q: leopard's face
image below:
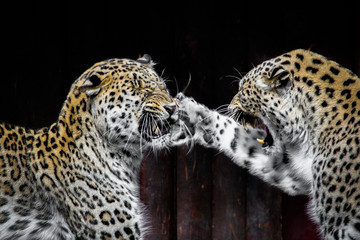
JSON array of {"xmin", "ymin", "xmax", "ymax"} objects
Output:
[
  {"xmin": 230, "ymin": 49, "xmax": 360, "ymax": 150},
  {"xmin": 230, "ymin": 55, "xmax": 296, "ymax": 150},
  {"xmin": 78, "ymin": 55, "xmax": 176, "ymax": 150}
]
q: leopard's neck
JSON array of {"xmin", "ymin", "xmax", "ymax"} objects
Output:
[{"xmin": 27, "ymin": 89, "xmax": 145, "ymax": 238}]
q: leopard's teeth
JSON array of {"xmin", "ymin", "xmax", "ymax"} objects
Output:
[
  {"xmin": 257, "ymin": 138, "xmax": 265, "ymax": 144},
  {"xmin": 242, "ymin": 122, "xmax": 248, "ymax": 131},
  {"xmin": 152, "ymin": 122, "xmax": 160, "ymax": 135},
  {"xmin": 154, "ymin": 128, "xmax": 160, "ymax": 135}
]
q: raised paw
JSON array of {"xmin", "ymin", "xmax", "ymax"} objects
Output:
[
  {"xmin": 175, "ymin": 93, "xmax": 210, "ymax": 126},
  {"xmin": 169, "ymin": 93, "xmax": 216, "ymax": 147},
  {"xmin": 169, "ymin": 94, "xmax": 197, "ymax": 146}
]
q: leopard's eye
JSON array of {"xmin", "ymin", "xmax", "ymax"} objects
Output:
[{"xmin": 92, "ymin": 74, "xmax": 102, "ymax": 84}]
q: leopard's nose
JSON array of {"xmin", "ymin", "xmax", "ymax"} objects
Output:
[{"xmin": 163, "ymin": 104, "xmax": 176, "ymax": 116}]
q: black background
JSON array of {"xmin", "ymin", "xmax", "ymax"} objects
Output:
[{"xmin": 1, "ymin": 1, "xmax": 359, "ymax": 239}]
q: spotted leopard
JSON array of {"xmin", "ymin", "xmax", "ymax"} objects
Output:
[
  {"xmin": 174, "ymin": 49, "xmax": 360, "ymax": 239},
  {"xmin": 0, "ymin": 55, "xmax": 178, "ymax": 240}
]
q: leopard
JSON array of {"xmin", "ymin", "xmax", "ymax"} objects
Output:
[
  {"xmin": 0, "ymin": 54, "xmax": 178, "ymax": 240},
  {"xmin": 172, "ymin": 49, "xmax": 360, "ymax": 239}
]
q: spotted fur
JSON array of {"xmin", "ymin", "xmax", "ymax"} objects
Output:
[
  {"xmin": 0, "ymin": 55, "xmax": 177, "ymax": 239},
  {"xmin": 175, "ymin": 49, "xmax": 360, "ymax": 239},
  {"xmin": 173, "ymin": 94, "xmax": 309, "ymax": 195}
]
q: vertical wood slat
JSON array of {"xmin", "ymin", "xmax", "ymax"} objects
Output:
[
  {"xmin": 140, "ymin": 150, "xmax": 175, "ymax": 240},
  {"xmin": 212, "ymin": 154, "xmax": 247, "ymax": 240},
  {"xmin": 176, "ymin": 145, "xmax": 213, "ymax": 240},
  {"xmin": 246, "ymin": 176, "xmax": 283, "ymax": 240}
]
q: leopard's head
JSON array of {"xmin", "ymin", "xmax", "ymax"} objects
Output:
[
  {"xmin": 229, "ymin": 58, "xmax": 292, "ymax": 151},
  {"xmin": 230, "ymin": 49, "xmax": 360, "ymax": 152},
  {"xmin": 75, "ymin": 55, "xmax": 176, "ymax": 150}
]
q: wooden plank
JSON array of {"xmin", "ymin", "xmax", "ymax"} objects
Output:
[
  {"xmin": 246, "ymin": 176, "xmax": 282, "ymax": 240},
  {"xmin": 140, "ymin": 150, "xmax": 175, "ymax": 240},
  {"xmin": 176, "ymin": 145, "xmax": 212, "ymax": 240},
  {"xmin": 212, "ymin": 153, "xmax": 246, "ymax": 240}
]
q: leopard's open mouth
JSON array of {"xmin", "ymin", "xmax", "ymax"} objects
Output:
[
  {"xmin": 138, "ymin": 113, "xmax": 174, "ymax": 140},
  {"xmin": 233, "ymin": 111, "xmax": 274, "ymax": 147},
  {"xmin": 150, "ymin": 120, "xmax": 171, "ymax": 139}
]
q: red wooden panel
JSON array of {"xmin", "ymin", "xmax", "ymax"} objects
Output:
[
  {"xmin": 176, "ymin": 145, "xmax": 213, "ymax": 240},
  {"xmin": 246, "ymin": 176, "xmax": 282, "ymax": 240},
  {"xmin": 212, "ymin": 153, "xmax": 246, "ymax": 240},
  {"xmin": 140, "ymin": 150, "xmax": 175, "ymax": 240}
]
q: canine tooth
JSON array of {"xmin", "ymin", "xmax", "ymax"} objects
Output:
[
  {"xmin": 154, "ymin": 127, "xmax": 160, "ymax": 135},
  {"xmin": 242, "ymin": 123, "xmax": 248, "ymax": 131},
  {"xmin": 153, "ymin": 123, "xmax": 160, "ymax": 135},
  {"xmin": 257, "ymin": 138, "xmax": 265, "ymax": 144},
  {"xmin": 152, "ymin": 123, "xmax": 160, "ymax": 135}
]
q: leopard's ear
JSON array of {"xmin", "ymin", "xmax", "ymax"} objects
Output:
[
  {"xmin": 79, "ymin": 74, "xmax": 102, "ymax": 96},
  {"xmin": 136, "ymin": 54, "xmax": 153, "ymax": 67},
  {"xmin": 262, "ymin": 66, "xmax": 290, "ymax": 89}
]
